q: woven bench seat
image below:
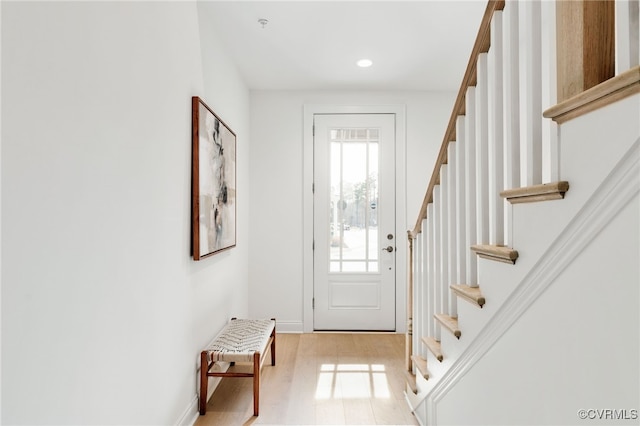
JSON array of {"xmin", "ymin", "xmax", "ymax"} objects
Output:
[
  {"xmin": 199, "ymin": 318, "xmax": 276, "ymax": 416},
  {"xmin": 204, "ymin": 318, "xmax": 275, "ymax": 363}
]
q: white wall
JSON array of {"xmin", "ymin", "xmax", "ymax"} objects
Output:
[
  {"xmin": 1, "ymin": 2, "xmax": 250, "ymax": 424},
  {"xmin": 248, "ymin": 91, "xmax": 454, "ymax": 331}
]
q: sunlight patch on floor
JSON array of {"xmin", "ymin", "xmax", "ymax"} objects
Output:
[{"xmin": 315, "ymin": 364, "xmax": 391, "ymax": 400}]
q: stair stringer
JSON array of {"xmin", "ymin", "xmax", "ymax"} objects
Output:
[
  {"xmin": 420, "ymin": 137, "xmax": 639, "ymax": 425},
  {"xmin": 405, "ymin": 362, "xmax": 439, "ymax": 425}
]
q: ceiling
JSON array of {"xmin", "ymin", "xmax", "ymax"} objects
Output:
[{"xmin": 199, "ymin": 1, "xmax": 487, "ymax": 91}]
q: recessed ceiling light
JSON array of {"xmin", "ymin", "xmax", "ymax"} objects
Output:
[{"xmin": 357, "ymin": 59, "xmax": 373, "ymax": 68}]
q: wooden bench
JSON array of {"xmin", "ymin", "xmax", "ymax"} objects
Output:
[{"xmin": 199, "ymin": 318, "xmax": 276, "ymax": 416}]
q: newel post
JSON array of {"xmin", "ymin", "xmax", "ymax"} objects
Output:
[{"xmin": 556, "ymin": 0, "xmax": 616, "ymax": 102}]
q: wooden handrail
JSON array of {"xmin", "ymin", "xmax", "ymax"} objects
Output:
[
  {"xmin": 406, "ymin": 0, "xmax": 633, "ymax": 405},
  {"xmin": 411, "ymin": 0, "xmax": 505, "ymax": 237}
]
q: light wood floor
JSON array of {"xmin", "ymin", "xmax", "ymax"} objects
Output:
[{"xmin": 195, "ymin": 333, "xmax": 418, "ymax": 425}]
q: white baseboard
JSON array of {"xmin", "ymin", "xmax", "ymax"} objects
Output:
[
  {"xmin": 175, "ymin": 395, "xmax": 199, "ymax": 426},
  {"xmin": 275, "ymin": 320, "xmax": 304, "ymax": 333},
  {"xmin": 175, "ymin": 360, "xmax": 231, "ymax": 426}
]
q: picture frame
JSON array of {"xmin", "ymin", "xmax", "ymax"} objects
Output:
[{"xmin": 191, "ymin": 96, "xmax": 237, "ymax": 260}]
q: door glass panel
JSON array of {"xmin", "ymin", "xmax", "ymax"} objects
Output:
[{"xmin": 329, "ymin": 128, "xmax": 379, "ymax": 273}]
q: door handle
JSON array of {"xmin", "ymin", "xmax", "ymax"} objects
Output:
[{"xmin": 382, "ymin": 246, "xmax": 394, "ymax": 253}]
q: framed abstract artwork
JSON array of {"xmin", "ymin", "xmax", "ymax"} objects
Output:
[{"xmin": 191, "ymin": 96, "xmax": 237, "ymax": 260}]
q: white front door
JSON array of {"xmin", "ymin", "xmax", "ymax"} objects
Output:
[{"xmin": 313, "ymin": 114, "xmax": 396, "ymax": 331}]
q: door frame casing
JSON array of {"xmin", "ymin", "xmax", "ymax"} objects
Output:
[{"xmin": 303, "ymin": 105, "xmax": 407, "ymax": 333}]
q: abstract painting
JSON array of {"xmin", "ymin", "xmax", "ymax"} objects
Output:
[{"xmin": 191, "ymin": 96, "xmax": 236, "ymax": 260}]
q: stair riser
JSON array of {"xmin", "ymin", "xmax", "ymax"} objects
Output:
[{"xmin": 438, "ymin": 328, "xmax": 465, "ymax": 361}]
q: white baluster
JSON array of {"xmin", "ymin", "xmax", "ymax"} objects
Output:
[
  {"xmin": 465, "ymin": 87, "xmax": 478, "ymax": 287},
  {"xmin": 615, "ymin": 0, "xmax": 640, "ymax": 73},
  {"xmin": 413, "ymin": 232, "xmax": 421, "ymax": 362},
  {"xmin": 427, "ymin": 203, "xmax": 436, "ymax": 338},
  {"xmin": 542, "ymin": 0, "xmax": 559, "ymax": 183},
  {"xmin": 424, "ymin": 203, "xmax": 435, "ymax": 336},
  {"xmin": 434, "ymin": 184, "xmax": 442, "ymax": 324},
  {"xmin": 476, "ymin": 53, "xmax": 489, "ymax": 246},
  {"xmin": 455, "ymin": 116, "xmax": 467, "ymax": 286},
  {"xmin": 419, "ymin": 225, "xmax": 428, "ymax": 359},
  {"xmin": 440, "ymin": 166, "xmax": 449, "ymax": 315},
  {"xmin": 519, "ymin": 0, "xmax": 543, "ymax": 186},
  {"xmin": 448, "ymin": 142, "xmax": 458, "ymax": 318},
  {"xmin": 503, "ymin": 0, "xmax": 520, "ymax": 247},
  {"xmin": 420, "ymin": 221, "xmax": 429, "ymax": 346},
  {"xmin": 488, "ymin": 11, "xmax": 505, "ymax": 246}
]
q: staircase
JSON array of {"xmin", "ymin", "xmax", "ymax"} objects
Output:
[{"xmin": 405, "ymin": 1, "xmax": 640, "ymax": 424}]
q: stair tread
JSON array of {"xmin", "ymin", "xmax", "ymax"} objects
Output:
[
  {"xmin": 451, "ymin": 284, "xmax": 486, "ymax": 308},
  {"xmin": 421, "ymin": 336, "xmax": 443, "ymax": 362},
  {"xmin": 501, "ymin": 181, "xmax": 570, "ymax": 204},
  {"xmin": 434, "ymin": 314, "xmax": 461, "ymax": 339},
  {"xmin": 403, "ymin": 370, "xmax": 418, "ymax": 394},
  {"xmin": 411, "ymin": 355, "xmax": 429, "ymax": 379},
  {"xmin": 471, "ymin": 244, "xmax": 519, "ymax": 264}
]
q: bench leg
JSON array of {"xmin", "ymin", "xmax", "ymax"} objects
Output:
[
  {"xmin": 253, "ymin": 352, "xmax": 260, "ymax": 416},
  {"xmin": 199, "ymin": 351, "xmax": 208, "ymax": 415},
  {"xmin": 270, "ymin": 319, "xmax": 276, "ymax": 366}
]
